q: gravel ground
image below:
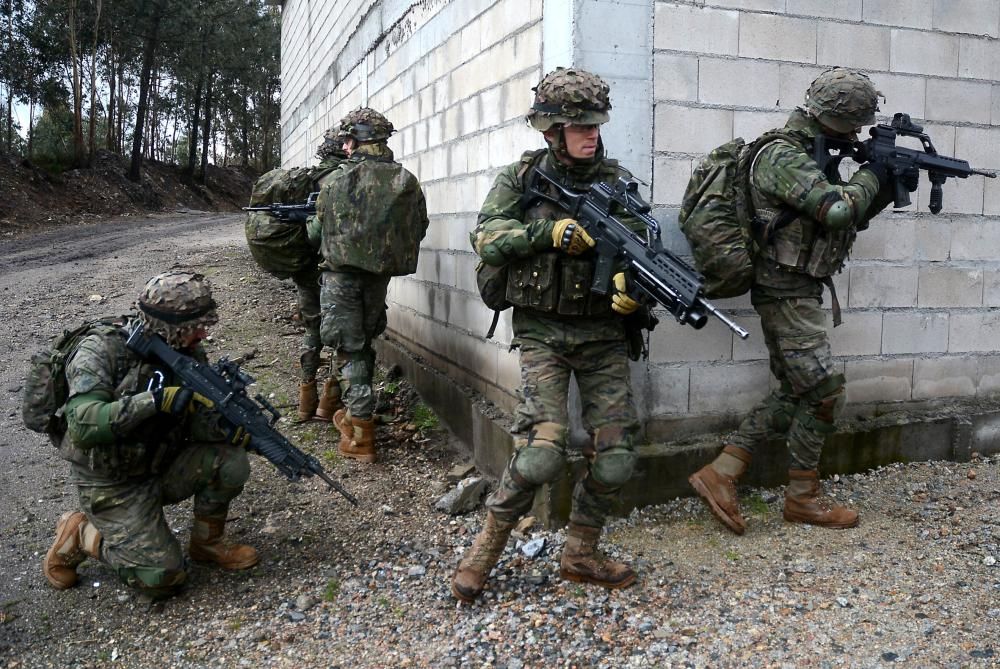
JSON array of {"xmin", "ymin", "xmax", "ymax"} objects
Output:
[{"xmin": 1, "ymin": 214, "xmax": 998, "ymax": 669}]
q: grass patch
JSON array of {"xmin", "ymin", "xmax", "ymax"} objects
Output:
[
  {"xmin": 724, "ymin": 549, "xmax": 740, "ymax": 562},
  {"xmin": 383, "ymin": 381, "xmax": 400, "ymax": 397},
  {"xmin": 322, "ymin": 449, "xmax": 340, "ymax": 467},
  {"xmin": 324, "ymin": 578, "xmax": 340, "ymax": 601},
  {"xmin": 746, "ymin": 494, "xmax": 770, "ymax": 516},
  {"xmin": 412, "ymin": 403, "xmax": 439, "ymax": 431}
]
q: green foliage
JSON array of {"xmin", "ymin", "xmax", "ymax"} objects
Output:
[
  {"xmin": 324, "ymin": 579, "xmax": 340, "ymax": 601},
  {"xmin": 412, "ymin": 403, "xmax": 439, "ymax": 431},
  {"xmin": 747, "ymin": 494, "xmax": 770, "ymax": 516},
  {"xmin": 383, "ymin": 381, "xmax": 400, "ymax": 397},
  {"xmin": 724, "ymin": 549, "xmax": 740, "ymax": 562}
]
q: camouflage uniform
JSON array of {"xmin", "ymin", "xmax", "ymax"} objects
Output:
[
  {"xmin": 689, "ymin": 68, "xmax": 906, "ymax": 534},
  {"xmin": 453, "ymin": 68, "xmax": 645, "ymax": 603},
  {"xmin": 316, "ymin": 108, "xmax": 428, "ymax": 461},
  {"xmin": 43, "ymin": 272, "xmax": 257, "ymax": 598}
]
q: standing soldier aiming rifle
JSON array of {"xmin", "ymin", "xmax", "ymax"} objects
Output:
[
  {"xmin": 688, "ymin": 68, "xmax": 920, "ymax": 534},
  {"xmin": 316, "ymin": 108, "xmax": 429, "ymax": 464},
  {"xmin": 452, "ymin": 68, "xmax": 654, "ymax": 603},
  {"xmin": 43, "ymin": 271, "xmax": 257, "ymax": 600}
]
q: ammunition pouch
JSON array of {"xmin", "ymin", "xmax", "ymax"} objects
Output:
[{"xmin": 505, "ymin": 253, "xmax": 613, "ymax": 316}]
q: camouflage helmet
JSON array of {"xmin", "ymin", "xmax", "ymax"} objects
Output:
[
  {"xmin": 338, "ymin": 107, "xmax": 394, "ymax": 142},
  {"xmin": 526, "ymin": 67, "xmax": 611, "ymax": 131},
  {"xmin": 803, "ymin": 68, "xmax": 881, "ymax": 133},
  {"xmin": 137, "ymin": 271, "xmax": 218, "ymax": 347},
  {"xmin": 316, "ymin": 127, "xmax": 348, "ymax": 159}
]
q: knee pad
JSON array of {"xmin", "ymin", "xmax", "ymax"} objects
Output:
[
  {"xmin": 590, "ymin": 447, "xmax": 637, "ymax": 489},
  {"xmin": 764, "ymin": 390, "xmax": 798, "ymax": 435},
  {"xmin": 217, "ymin": 447, "xmax": 251, "ymax": 490},
  {"xmin": 118, "ymin": 563, "xmax": 187, "ymax": 599},
  {"xmin": 512, "ymin": 444, "xmax": 565, "ymax": 486},
  {"xmin": 796, "ymin": 384, "xmax": 846, "ymax": 435}
]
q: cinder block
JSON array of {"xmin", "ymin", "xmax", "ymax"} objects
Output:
[
  {"xmin": 955, "ymin": 127, "xmax": 1000, "ymax": 173},
  {"xmin": 983, "ymin": 269, "xmax": 1000, "ymax": 306},
  {"xmin": 913, "ymin": 357, "xmax": 978, "ymax": 398},
  {"xmin": 653, "ymin": 4, "xmax": 740, "ymax": 55},
  {"xmin": 994, "ymin": 84, "xmax": 1000, "ymax": 124},
  {"xmin": 845, "ymin": 359, "xmax": 914, "ymax": 403},
  {"xmin": 951, "ymin": 219, "xmax": 1000, "ymax": 260},
  {"xmin": 654, "ymin": 53, "xmax": 699, "ymax": 102},
  {"xmin": 926, "ymin": 80, "xmax": 993, "ymax": 125},
  {"xmin": 949, "ymin": 312, "xmax": 1000, "ymax": 352},
  {"xmin": 739, "ymin": 13, "xmax": 818, "ymax": 64},
  {"xmin": 848, "ymin": 265, "xmax": 919, "ymax": 307},
  {"xmin": 937, "ymin": 176, "xmax": 985, "ymax": 216},
  {"xmin": 830, "ymin": 311, "xmax": 883, "ymax": 356},
  {"xmin": 874, "ymin": 73, "xmax": 926, "ymax": 119},
  {"xmin": 689, "ymin": 362, "xmax": 771, "ymax": 414},
  {"xmin": 732, "ymin": 314, "xmax": 768, "ymax": 361},
  {"xmin": 890, "ymin": 29, "xmax": 959, "ymax": 77},
  {"xmin": 863, "ymin": 0, "xmax": 933, "ymax": 30},
  {"xmin": 976, "ymin": 356, "xmax": 1000, "ymax": 397},
  {"xmin": 918, "ymin": 265, "xmax": 984, "ymax": 307},
  {"xmin": 959, "ymin": 36, "xmax": 1000, "ymax": 80},
  {"xmin": 645, "ymin": 366, "xmax": 691, "ymax": 415},
  {"xmin": 985, "ymin": 177, "xmax": 1000, "ymax": 216},
  {"xmin": 654, "ymin": 104, "xmax": 734, "ymax": 153},
  {"xmin": 649, "ymin": 317, "xmax": 733, "ymax": 363},
  {"xmin": 496, "ymin": 344, "xmax": 520, "ymax": 391},
  {"xmin": 787, "ymin": 0, "xmax": 861, "ymax": 20},
  {"xmin": 698, "ymin": 57, "xmax": 780, "ymax": 108},
  {"xmin": 733, "ymin": 111, "xmax": 791, "ymax": 140},
  {"xmin": 933, "ymin": 0, "xmax": 1000, "ymax": 37},
  {"xmin": 710, "ymin": 0, "xmax": 784, "ymax": 10},
  {"xmin": 652, "ymin": 157, "xmax": 693, "ymax": 206},
  {"xmin": 817, "ymin": 22, "xmax": 890, "ymax": 70},
  {"xmin": 777, "ymin": 64, "xmax": 825, "ymax": 109},
  {"xmin": 852, "ymin": 218, "xmax": 917, "ymax": 261},
  {"xmin": 881, "ymin": 312, "xmax": 950, "ymax": 354}
]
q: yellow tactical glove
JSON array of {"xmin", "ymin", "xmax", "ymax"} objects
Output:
[
  {"xmin": 154, "ymin": 386, "xmax": 214, "ymax": 416},
  {"xmin": 226, "ymin": 424, "xmax": 252, "ymax": 449},
  {"xmin": 611, "ymin": 272, "xmax": 640, "ymax": 315},
  {"xmin": 551, "ymin": 218, "xmax": 595, "ymax": 255}
]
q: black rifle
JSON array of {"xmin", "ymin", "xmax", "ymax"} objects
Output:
[
  {"xmin": 125, "ymin": 323, "xmax": 358, "ymax": 506},
  {"xmin": 526, "ymin": 168, "xmax": 750, "ymax": 339},
  {"xmin": 243, "ymin": 191, "xmax": 319, "ymax": 223},
  {"xmin": 814, "ymin": 113, "xmax": 996, "ymax": 214}
]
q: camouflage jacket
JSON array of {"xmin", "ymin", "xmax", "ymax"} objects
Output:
[
  {"xmin": 60, "ymin": 320, "xmax": 227, "ymax": 480},
  {"xmin": 750, "ymin": 109, "xmax": 893, "ymax": 298},
  {"xmin": 472, "ymin": 146, "xmax": 645, "ymax": 343},
  {"xmin": 316, "ymin": 143, "xmax": 429, "ymax": 276}
]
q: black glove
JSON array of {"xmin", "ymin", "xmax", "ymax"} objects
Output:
[
  {"xmin": 898, "ymin": 167, "xmax": 920, "ymax": 193},
  {"xmin": 861, "ymin": 161, "xmax": 891, "ymax": 187}
]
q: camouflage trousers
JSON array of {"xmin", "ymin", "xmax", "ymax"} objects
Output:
[
  {"xmin": 319, "ymin": 270, "xmax": 389, "ymax": 420},
  {"xmin": 292, "ymin": 266, "xmax": 324, "ymax": 381},
  {"xmin": 71, "ymin": 442, "xmax": 250, "ymax": 597},
  {"xmin": 729, "ymin": 296, "xmax": 845, "ymax": 470},
  {"xmin": 487, "ymin": 336, "xmax": 639, "ymax": 529}
]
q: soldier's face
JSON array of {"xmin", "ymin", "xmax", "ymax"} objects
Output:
[
  {"xmin": 342, "ymin": 138, "xmax": 356, "ymax": 157},
  {"xmin": 563, "ymin": 124, "xmax": 600, "ymax": 159},
  {"xmin": 178, "ymin": 326, "xmax": 208, "ymax": 349}
]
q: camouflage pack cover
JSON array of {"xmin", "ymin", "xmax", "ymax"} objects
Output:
[
  {"xmin": 678, "ymin": 130, "xmax": 799, "ymax": 298},
  {"xmin": 22, "ymin": 319, "xmax": 123, "ymax": 441},
  {"xmin": 316, "ymin": 158, "xmax": 428, "ymax": 276},
  {"xmin": 246, "ymin": 165, "xmax": 338, "ymax": 279},
  {"xmin": 803, "ymin": 68, "xmax": 880, "ymax": 134}
]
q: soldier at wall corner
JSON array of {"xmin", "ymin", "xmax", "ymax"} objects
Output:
[
  {"xmin": 314, "ymin": 107, "xmax": 429, "ymax": 464},
  {"xmin": 452, "ymin": 67, "xmax": 653, "ymax": 603},
  {"xmin": 687, "ymin": 68, "xmax": 919, "ymax": 535},
  {"xmin": 43, "ymin": 271, "xmax": 258, "ymax": 600}
]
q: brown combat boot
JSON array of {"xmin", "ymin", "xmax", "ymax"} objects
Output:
[
  {"xmin": 334, "ymin": 409, "xmax": 376, "ymax": 463},
  {"xmin": 688, "ymin": 445, "xmax": 752, "ymax": 535},
  {"xmin": 315, "ymin": 378, "xmax": 343, "ymax": 421},
  {"xmin": 298, "ymin": 379, "xmax": 319, "ymax": 421},
  {"xmin": 451, "ymin": 511, "xmax": 516, "ymax": 603},
  {"xmin": 189, "ymin": 516, "xmax": 259, "ymax": 570},
  {"xmin": 43, "ymin": 511, "xmax": 102, "ymax": 590},
  {"xmin": 783, "ymin": 469, "xmax": 859, "ymax": 529},
  {"xmin": 560, "ymin": 523, "xmax": 636, "ymax": 589}
]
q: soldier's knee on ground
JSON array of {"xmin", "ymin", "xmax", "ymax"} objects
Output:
[{"xmin": 117, "ymin": 563, "xmax": 187, "ymax": 600}]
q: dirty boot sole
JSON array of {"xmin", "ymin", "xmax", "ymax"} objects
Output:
[
  {"xmin": 450, "ymin": 580, "xmax": 480, "ymax": 603},
  {"xmin": 783, "ymin": 510, "xmax": 860, "ymax": 529},
  {"xmin": 688, "ymin": 472, "xmax": 746, "ymax": 535},
  {"xmin": 43, "ymin": 511, "xmax": 87, "ymax": 590},
  {"xmin": 559, "ymin": 567, "xmax": 637, "ymax": 590}
]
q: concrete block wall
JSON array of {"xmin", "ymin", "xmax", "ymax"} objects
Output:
[{"xmin": 650, "ymin": 0, "xmax": 1000, "ymax": 436}]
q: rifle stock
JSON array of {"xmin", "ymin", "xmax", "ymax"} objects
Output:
[
  {"xmin": 526, "ymin": 168, "xmax": 750, "ymax": 340},
  {"xmin": 125, "ymin": 323, "xmax": 358, "ymax": 506}
]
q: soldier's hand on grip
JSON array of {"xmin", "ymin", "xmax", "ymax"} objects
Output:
[
  {"xmin": 552, "ymin": 218, "xmax": 595, "ymax": 255},
  {"xmin": 898, "ymin": 167, "xmax": 920, "ymax": 193},
  {"xmin": 154, "ymin": 386, "xmax": 214, "ymax": 416},
  {"xmin": 224, "ymin": 423, "xmax": 252, "ymax": 448},
  {"xmin": 611, "ymin": 272, "xmax": 640, "ymax": 315}
]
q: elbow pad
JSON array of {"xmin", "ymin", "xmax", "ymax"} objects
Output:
[
  {"xmin": 822, "ymin": 198, "xmax": 853, "ymax": 230},
  {"xmin": 65, "ymin": 392, "xmax": 119, "ymax": 448}
]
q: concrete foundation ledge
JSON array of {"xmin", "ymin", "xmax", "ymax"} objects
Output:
[{"xmin": 376, "ymin": 336, "xmax": 1000, "ymax": 528}]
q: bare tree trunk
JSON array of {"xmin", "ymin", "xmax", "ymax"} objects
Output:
[
  {"xmin": 67, "ymin": 0, "xmax": 85, "ymax": 166},
  {"xmin": 198, "ymin": 70, "xmax": 214, "ymax": 184},
  {"xmin": 5, "ymin": 85, "xmax": 12, "ymax": 154},
  {"xmin": 105, "ymin": 43, "xmax": 115, "ymax": 151},
  {"xmin": 128, "ymin": 2, "xmax": 163, "ymax": 182},
  {"xmin": 186, "ymin": 71, "xmax": 204, "ymax": 177},
  {"xmin": 27, "ymin": 99, "xmax": 34, "ymax": 158},
  {"xmin": 87, "ymin": 0, "xmax": 102, "ymax": 161}
]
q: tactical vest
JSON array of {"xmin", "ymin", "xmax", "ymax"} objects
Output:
[
  {"xmin": 504, "ymin": 150, "xmax": 622, "ymax": 317},
  {"xmin": 750, "ymin": 136, "xmax": 858, "ymax": 279}
]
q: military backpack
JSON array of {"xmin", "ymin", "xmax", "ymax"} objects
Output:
[
  {"xmin": 22, "ymin": 318, "xmax": 125, "ymax": 444},
  {"xmin": 245, "ymin": 166, "xmax": 335, "ymax": 279},
  {"xmin": 678, "ymin": 130, "xmax": 799, "ymax": 298}
]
